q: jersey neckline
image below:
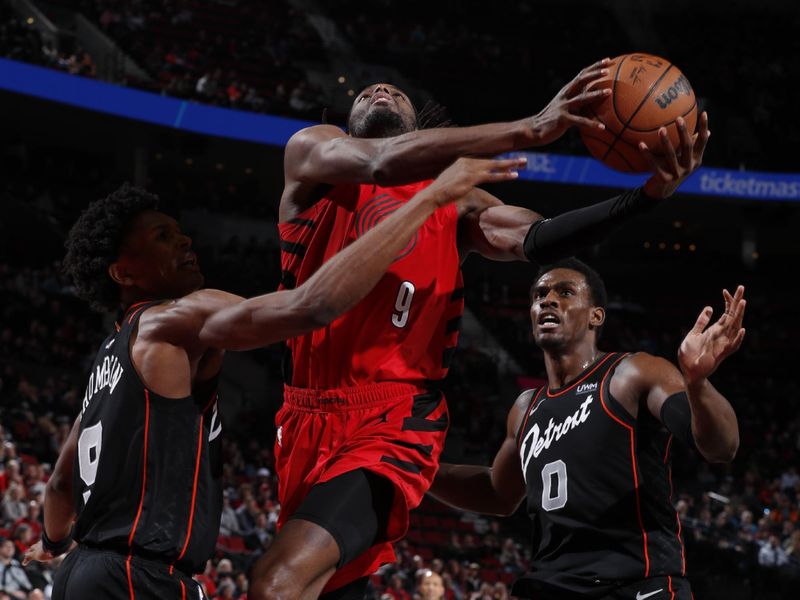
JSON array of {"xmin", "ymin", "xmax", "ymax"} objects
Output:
[{"xmin": 546, "ymin": 352, "xmax": 615, "ymax": 397}]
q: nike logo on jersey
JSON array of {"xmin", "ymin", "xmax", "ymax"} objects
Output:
[
  {"xmin": 635, "ymin": 589, "xmax": 663, "ymax": 600},
  {"xmin": 519, "ymin": 395, "xmax": 593, "ymax": 480},
  {"xmin": 105, "ymin": 338, "xmax": 115, "ymax": 350}
]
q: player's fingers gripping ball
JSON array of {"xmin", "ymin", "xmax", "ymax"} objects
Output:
[{"xmin": 579, "ymin": 53, "xmax": 698, "ymax": 173}]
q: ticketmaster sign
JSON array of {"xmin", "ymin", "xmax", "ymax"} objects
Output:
[{"xmin": 505, "ymin": 151, "xmax": 800, "ymax": 202}]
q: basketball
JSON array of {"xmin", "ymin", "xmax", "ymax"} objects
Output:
[{"xmin": 579, "ymin": 53, "xmax": 698, "ymax": 173}]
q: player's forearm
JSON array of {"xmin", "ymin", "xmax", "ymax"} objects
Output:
[
  {"xmin": 203, "ymin": 190, "xmax": 440, "ymax": 350},
  {"xmin": 43, "ymin": 419, "xmax": 78, "ymax": 542},
  {"xmin": 371, "ymin": 120, "xmax": 536, "ymax": 185},
  {"xmin": 297, "ymin": 188, "xmax": 439, "ymax": 320},
  {"xmin": 429, "ymin": 463, "xmax": 519, "ymax": 516},
  {"xmin": 523, "ymin": 187, "xmax": 660, "ymax": 264},
  {"xmin": 685, "ymin": 379, "xmax": 739, "ymax": 463},
  {"xmin": 44, "ymin": 470, "xmax": 76, "ymax": 541}
]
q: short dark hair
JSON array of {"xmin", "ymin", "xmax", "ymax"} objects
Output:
[
  {"xmin": 534, "ymin": 258, "xmax": 608, "ymax": 338},
  {"xmin": 63, "ymin": 183, "xmax": 159, "ymax": 312},
  {"xmin": 534, "ymin": 257, "xmax": 607, "ymax": 308}
]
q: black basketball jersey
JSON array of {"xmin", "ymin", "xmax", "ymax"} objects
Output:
[
  {"xmin": 72, "ymin": 301, "xmax": 223, "ymax": 574},
  {"xmin": 512, "ymin": 352, "xmax": 685, "ymax": 598}
]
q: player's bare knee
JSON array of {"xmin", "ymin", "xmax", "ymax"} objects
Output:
[{"xmin": 250, "ymin": 562, "xmax": 306, "ymax": 600}]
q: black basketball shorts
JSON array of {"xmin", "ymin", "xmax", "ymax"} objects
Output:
[{"xmin": 52, "ymin": 545, "xmax": 205, "ymax": 600}]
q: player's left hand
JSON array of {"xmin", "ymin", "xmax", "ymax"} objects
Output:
[
  {"xmin": 529, "ymin": 58, "xmax": 613, "ymax": 146},
  {"xmin": 641, "ymin": 111, "xmax": 710, "ymax": 199},
  {"xmin": 22, "ymin": 541, "xmax": 54, "ymax": 565},
  {"xmin": 678, "ymin": 285, "xmax": 746, "ymax": 385}
]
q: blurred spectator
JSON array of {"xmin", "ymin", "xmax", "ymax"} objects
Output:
[
  {"xmin": 0, "ymin": 538, "xmax": 32, "ymax": 599},
  {"xmin": 417, "ymin": 570, "xmax": 445, "ymax": 600},
  {"xmin": 759, "ymin": 534, "xmax": 789, "ymax": 568}
]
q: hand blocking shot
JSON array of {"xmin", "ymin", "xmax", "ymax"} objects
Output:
[{"xmin": 430, "ymin": 260, "xmax": 745, "ymax": 600}]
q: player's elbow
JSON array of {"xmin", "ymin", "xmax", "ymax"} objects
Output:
[
  {"xmin": 701, "ymin": 436, "xmax": 739, "ymax": 464},
  {"xmin": 717, "ymin": 437, "xmax": 739, "ymax": 463},
  {"xmin": 369, "ymin": 142, "xmax": 400, "ymax": 185},
  {"xmin": 496, "ymin": 495, "xmax": 524, "ymax": 517},
  {"xmin": 47, "ymin": 470, "xmax": 71, "ymax": 496}
]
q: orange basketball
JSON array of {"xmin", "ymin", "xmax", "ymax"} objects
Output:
[{"xmin": 579, "ymin": 53, "xmax": 698, "ymax": 173}]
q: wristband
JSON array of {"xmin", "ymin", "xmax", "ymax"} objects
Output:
[{"xmin": 41, "ymin": 526, "xmax": 73, "ymax": 556}]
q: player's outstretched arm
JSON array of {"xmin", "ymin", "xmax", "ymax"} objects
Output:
[
  {"xmin": 429, "ymin": 390, "xmax": 530, "ymax": 516},
  {"xmin": 196, "ymin": 158, "xmax": 525, "ymax": 351},
  {"xmin": 616, "ymin": 285, "xmax": 744, "ymax": 463},
  {"xmin": 459, "ymin": 111, "xmax": 711, "ymax": 264},
  {"xmin": 675, "ymin": 285, "xmax": 745, "ymax": 462},
  {"xmin": 24, "ymin": 417, "xmax": 80, "ymax": 565},
  {"xmin": 285, "ymin": 61, "xmax": 611, "ymax": 188}
]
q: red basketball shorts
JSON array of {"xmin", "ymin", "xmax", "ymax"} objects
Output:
[{"xmin": 274, "ymin": 381, "xmax": 449, "ymax": 593}]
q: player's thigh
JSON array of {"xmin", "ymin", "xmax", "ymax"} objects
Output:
[{"xmin": 291, "ymin": 468, "xmax": 394, "ymax": 568}]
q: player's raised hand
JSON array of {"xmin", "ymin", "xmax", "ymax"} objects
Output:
[
  {"xmin": 641, "ymin": 111, "xmax": 710, "ymax": 199},
  {"xmin": 426, "ymin": 156, "xmax": 526, "ymax": 206},
  {"xmin": 678, "ymin": 285, "xmax": 746, "ymax": 385},
  {"xmin": 22, "ymin": 540, "xmax": 54, "ymax": 565},
  {"xmin": 528, "ymin": 58, "xmax": 613, "ymax": 146}
]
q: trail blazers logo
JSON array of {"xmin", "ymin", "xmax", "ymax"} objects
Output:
[{"xmin": 355, "ymin": 194, "xmax": 418, "ymax": 261}]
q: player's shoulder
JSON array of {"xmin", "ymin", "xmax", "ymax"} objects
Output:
[
  {"xmin": 287, "ymin": 124, "xmax": 347, "ymax": 150},
  {"xmin": 616, "ymin": 350, "xmax": 674, "ymax": 370},
  {"xmin": 508, "ymin": 388, "xmax": 538, "ymax": 433},
  {"xmin": 611, "ymin": 351, "xmax": 679, "ymax": 385}
]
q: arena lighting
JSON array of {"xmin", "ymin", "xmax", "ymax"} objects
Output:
[
  {"xmin": 707, "ymin": 492, "xmax": 731, "ymax": 505},
  {"xmin": 2, "ymin": 58, "xmax": 799, "ymax": 202}
]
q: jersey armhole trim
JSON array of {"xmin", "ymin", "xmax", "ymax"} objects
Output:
[{"xmin": 515, "ymin": 388, "xmax": 543, "ymax": 450}]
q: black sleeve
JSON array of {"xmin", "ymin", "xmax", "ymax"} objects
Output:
[
  {"xmin": 523, "ymin": 187, "xmax": 661, "ymax": 264},
  {"xmin": 660, "ymin": 392, "xmax": 697, "ymax": 450}
]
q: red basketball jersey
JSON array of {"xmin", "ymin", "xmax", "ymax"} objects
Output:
[{"xmin": 278, "ymin": 181, "xmax": 464, "ymax": 389}]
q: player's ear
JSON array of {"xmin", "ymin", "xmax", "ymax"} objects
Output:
[
  {"xmin": 590, "ymin": 306, "xmax": 605, "ymax": 329},
  {"xmin": 108, "ymin": 261, "xmax": 135, "ymax": 287}
]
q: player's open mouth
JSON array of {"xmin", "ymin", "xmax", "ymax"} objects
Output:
[
  {"xmin": 181, "ymin": 254, "xmax": 199, "ymax": 269},
  {"xmin": 371, "ymin": 92, "xmax": 392, "ymax": 106},
  {"xmin": 538, "ymin": 312, "xmax": 561, "ymax": 330}
]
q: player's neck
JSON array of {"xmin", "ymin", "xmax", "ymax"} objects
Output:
[{"xmin": 543, "ymin": 344, "xmax": 602, "ymax": 390}]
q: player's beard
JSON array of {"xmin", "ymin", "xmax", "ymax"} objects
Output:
[{"xmin": 349, "ymin": 109, "xmax": 411, "ymax": 138}]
